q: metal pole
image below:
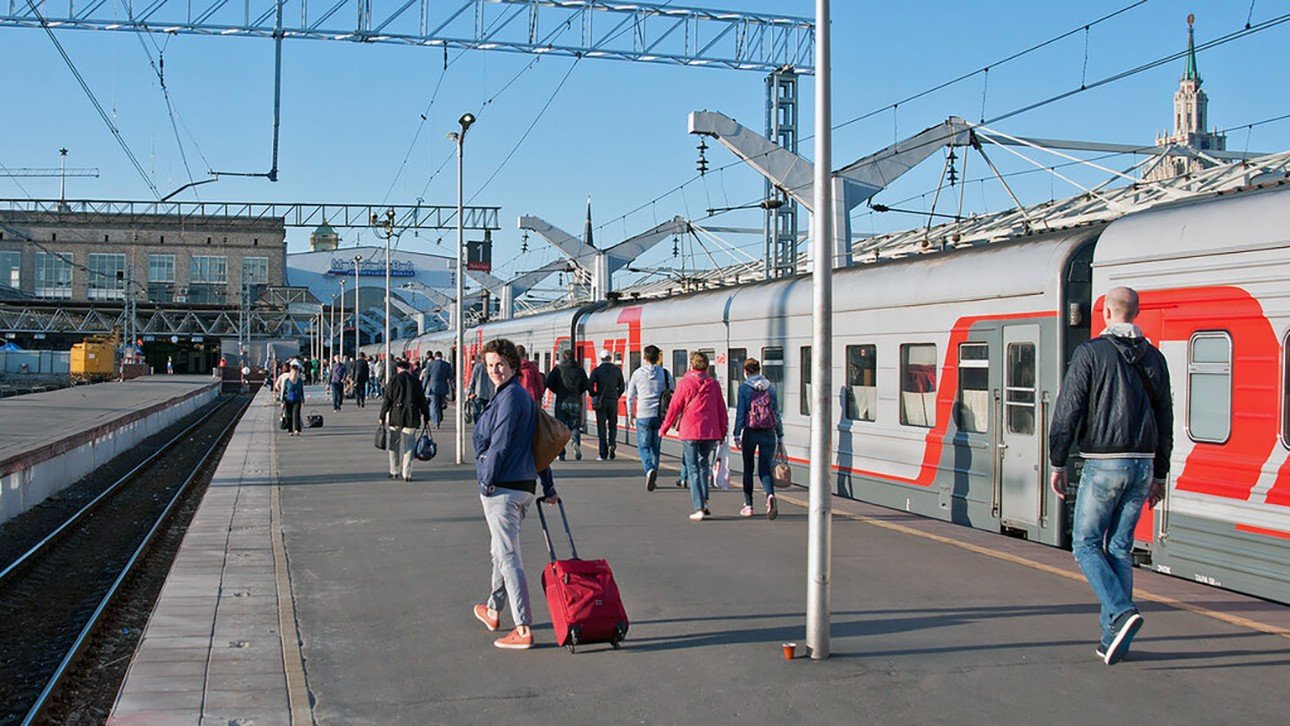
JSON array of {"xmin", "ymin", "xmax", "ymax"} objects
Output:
[
  {"xmin": 338, "ymin": 278, "xmax": 346, "ymax": 360},
  {"xmin": 453, "ymin": 133, "xmax": 465, "ymax": 465},
  {"xmin": 384, "ymin": 212, "xmax": 392, "ymax": 385},
  {"xmin": 806, "ymin": 0, "xmax": 834, "ymax": 661},
  {"xmin": 354, "ymin": 255, "xmax": 361, "ymax": 359}
]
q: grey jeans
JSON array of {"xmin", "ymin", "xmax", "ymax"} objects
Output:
[
  {"xmin": 387, "ymin": 426, "xmax": 417, "ymax": 478},
  {"xmin": 480, "ymin": 488, "xmax": 535, "ymax": 627}
]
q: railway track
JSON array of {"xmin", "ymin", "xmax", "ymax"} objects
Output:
[{"xmin": 0, "ymin": 393, "xmax": 253, "ymax": 725}]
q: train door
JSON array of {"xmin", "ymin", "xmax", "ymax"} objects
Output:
[{"xmin": 999, "ymin": 324, "xmax": 1042, "ymax": 531}]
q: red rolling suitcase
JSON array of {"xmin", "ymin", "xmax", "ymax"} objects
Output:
[{"xmin": 536, "ymin": 498, "xmax": 629, "ymax": 652}]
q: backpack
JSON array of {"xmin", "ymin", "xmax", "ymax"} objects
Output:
[
  {"xmin": 657, "ymin": 368, "xmax": 674, "ymax": 416},
  {"xmin": 747, "ymin": 388, "xmax": 776, "ymax": 429}
]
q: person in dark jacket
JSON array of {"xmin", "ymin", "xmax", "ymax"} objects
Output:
[
  {"xmin": 545, "ymin": 349, "xmax": 589, "ymax": 461},
  {"xmin": 471, "ymin": 338, "xmax": 558, "ymax": 651},
  {"xmin": 421, "ymin": 351, "xmax": 455, "ymax": 429},
  {"xmin": 329, "ymin": 355, "xmax": 348, "ymax": 412},
  {"xmin": 1049, "ymin": 286, "xmax": 1173, "ymax": 666},
  {"xmin": 353, "ymin": 352, "xmax": 371, "ymax": 408},
  {"xmin": 733, "ymin": 357, "xmax": 784, "ymax": 520},
  {"xmin": 588, "ymin": 349, "xmax": 626, "ymax": 460},
  {"xmin": 280, "ymin": 361, "xmax": 306, "ymax": 436},
  {"xmin": 380, "ymin": 358, "xmax": 428, "ymax": 481}
]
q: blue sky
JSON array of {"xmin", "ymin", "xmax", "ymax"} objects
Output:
[{"xmin": 2, "ymin": 1, "xmax": 1287, "ymax": 291}]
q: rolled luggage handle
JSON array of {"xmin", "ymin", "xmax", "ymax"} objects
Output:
[{"xmin": 535, "ymin": 496, "xmax": 579, "ymax": 562}]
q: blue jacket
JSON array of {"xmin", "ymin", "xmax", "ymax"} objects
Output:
[
  {"xmin": 473, "ymin": 376, "xmax": 556, "ymax": 498},
  {"xmin": 422, "ymin": 358, "xmax": 455, "ymax": 397},
  {"xmin": 733, "ymin": 375, "xmax": 784, "ymax": 439}
]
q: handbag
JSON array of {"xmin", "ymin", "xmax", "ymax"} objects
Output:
[
  {"xmin": 374, "ymin": 425, "xmax": 388, "ymax": 450},
  {"xmin": 414, "ymin": 427, "xmax": 438, "ymax": 461},
  {"xmin": 306, "ymin": 412, "xmax": 324, "ymax": 428},
  {"xmin": 711, "ymin": 442, "xmax": 731, "ymax": 490},
  {"xmin": 279, "ymin": 412, "xmax": 289, "ymax": 431},
  {"xmin": 533, "ymin": 407, "xmax": 572, "ymax": 471},
  {"xmin": 773, "ymin": 442, "xmax": 793, "ymax": 489}
]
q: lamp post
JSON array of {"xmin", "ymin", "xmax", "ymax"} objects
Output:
[
  {"xmin": 338, "ymin": 277, "xmax": 347, "ymax": 360},
  {"xmin": 353, "ymin": 254, "xmax": 362, "ymax": 358},
  {"xmin": 370, "ymin": 209, "xmax": 395, "ymax": 385},
  {"xmin": 447, "ymin": 111, "xmax": 475, "ymax": 465}
]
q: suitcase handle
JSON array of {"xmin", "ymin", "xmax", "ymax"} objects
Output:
[{"xmin": 535, "ymin": 497, "xmax": 579, "ymax": 562}]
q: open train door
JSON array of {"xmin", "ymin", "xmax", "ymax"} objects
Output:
[{"xmin": 999, "ymin": 324, "xmax": 1043, "ymax": 536}]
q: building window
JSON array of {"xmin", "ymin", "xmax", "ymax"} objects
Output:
[
  {"xmin": 844, "ymin": 344, "xmax": 877, "ymax": 422},
  {"xmin": 0, "ymin": 250, "xmax": 20, "ymax": 289},
  {"xmin": 900, "ymin": 343, "xmax": 938, "ymax": 428},
  {"xmin": 1188, "ymin": 332, "xmax": 1231, "ymax": 443},
  {"xmin": 242, "ymin": 256, "xmax": 269, "ymax": 285},
  {"xmin": 149, "ymin": 254, "xmax": 175, "ymax": 283},
  {"xmin": 34, "ymin": 251, "xmax": 73, "ymax": 299},
  {"xmin": 728, "ymin": 347, "xmax": 747, "ymax": 402},
  {"xmin": 761, "ymin": 346, "xmax": 784, "ymax": 388},
  {"xmin": 956, "ymin": 343, "xmax": 990, "ymax": 434},
  {"xmin": 800, "ymin": 346, "xmax": 811, "ymax": 416},
  {"xmin": 87, "ymin": 253, "xmax": 126, "ymax": 301},
  {"xmin": 190, "ymin": 255, "xmax": 228, "ymax": 284}
]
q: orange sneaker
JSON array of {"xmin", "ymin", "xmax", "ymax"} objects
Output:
[
  {"xmin": 473, "ymin": 604, "xmax": 499, "ymax": 631},
  {"xmin": 494, "ymin": 628, "xmax": 534, "ymax": 650}
]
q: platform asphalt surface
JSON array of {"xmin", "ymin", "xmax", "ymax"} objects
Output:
[{"xmin": 270, "ymin": 396, "xmax": 1287, "ymax": 724}]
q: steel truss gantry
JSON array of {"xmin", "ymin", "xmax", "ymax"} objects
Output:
[
  {"xmin": 0, "ymin": 199, "xmax": 500, "ymax": 230},
  {"xmin": 1, "ymin": 0, "xmax": 813, "ymax": 72}
]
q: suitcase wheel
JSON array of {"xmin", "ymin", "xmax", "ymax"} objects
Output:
[
  {"xmin": 610, "ymin": 639, "xmax": 621, "ymax": 650},
  {"xmin": 567, "ymin": 626, "xmax": 579, "ymax": 654}
]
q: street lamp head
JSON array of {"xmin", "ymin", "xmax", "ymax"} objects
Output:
[
  {"xmin": 369, "ymin": 212, "xmax": 378, "ymax": 225},
  {"xmin": 459, "ymin": 113, "xmax": 476, "ymax": 130},
  {"xmin": 445, "ymin": 131, "xmax": 460, "ymax": 143}
]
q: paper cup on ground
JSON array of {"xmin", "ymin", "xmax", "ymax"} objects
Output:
[{"xmin": 782, "ymin": 642, "xmax": 797, "ymax": 660}]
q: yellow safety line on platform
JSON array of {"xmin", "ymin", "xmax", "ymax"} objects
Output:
[
  {"xmin": 271, "ymin": 433, "xmax": 315, "ymax": 726},
  {"xmin": 774, "ymin": 492, "xmax": 1290, "ymax": 640}
]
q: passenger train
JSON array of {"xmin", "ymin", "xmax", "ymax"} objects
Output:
[{"xmin": 364, "ymin": 181, "xmax": 1290, "ymax": 605}]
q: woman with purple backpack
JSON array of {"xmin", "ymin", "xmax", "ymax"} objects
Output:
[{"xmin": 733, "ymin": 358, "xmax": 784, "ymax": 520}]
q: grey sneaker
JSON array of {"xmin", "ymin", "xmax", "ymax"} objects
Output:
[{"xmin": 1104, "ymin": 611, "xmax": 1143, "ymax": 665}]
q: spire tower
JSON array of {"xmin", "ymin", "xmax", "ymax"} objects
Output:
[{"xmin": 1145, "ymin": 13, "xmax": 1227, "ymax": 182}]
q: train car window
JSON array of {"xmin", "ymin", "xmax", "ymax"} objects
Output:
[
  {"xmin": 629, "ymin": 350, "xmax": 641, "ymax": 379},
  {"xmin": 844, "ymin": 345, "xmax": 877, "ymax": 422},
  {"xmin": 761, "ymin": 347, "xmax": 784, "ymax": 387},
  {"xmin": 800, "ymin": 346, "xmax": 812, "ymax": 416},
  {"xmin": 1005, "ymin": 343, "xmax": 1036, "ymax": 435},
  {"xmin": 728, "ymin": 348, "xmax": 747, "ymax": 402},
  {"xmin": 956, "ymin": 343, "xmax": 989, "ymax": 433},
  {"xmin": 672, "ymin": 349, "xmax": 688, "ymax": 380},
  {"xmin": 1284, "ymin": 331, "xmax": 1290, "ymax": 449},
  {"xmin": 900, "ymin": 344, "xmax": 937, "ymax": 428},
  {"xmin": 1188, "ymin": 332, "xmax": 1232, "ymax": 443}
]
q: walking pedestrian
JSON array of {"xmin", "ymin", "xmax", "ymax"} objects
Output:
[
  {"xmin": 371, "ymin": 356, "xmax": 384, "ymax": 396},
  {"xmin": 353, "ymin": 352, "xmax": 371, "ymax": 408},
  {"xmin": 470, "ymin": 338, "xmax": 559, "ymax": 651},
  {"xmin": 310, "ymin": 357, "xmax": 320, "ymax": 386},
  {"xmin": 421, "ymin": 350, "xmax": 454, "ymax": 429},
  {"xmin": 329, "ymin": 355, "xmax": 348, "ymax": 412},
  {"xmin": 626, "ymin": 344, "xmax": 672, "ymax": 491},
  {"xmin": 1050, "ymin": 286, "xmax": 1173, "ymax": 666},
  {"xmin": 468, "ymin": 355, "xmax": 496, "ymax": 422},
  {"xmin": 732, "ymin": 358, "xmax": 784, "ymax": 520},
  {"xmin": 166, "ymin": 355, "xmax": 174, "ymax": 375},
  {"xmin": 661, "ymin": 351, "xmax": 728, "ymax": 521},
  {"xmin": 281, "ymin": 361, "xmax": 305, "ymax": 436},
  {"xmin": 545, "ymin": 349, "xmax": 589, "ymax": 461},
  {"xmin": 588, "ymin": 349, "xmax": 625, "ymax": 461},
  {"xmin": 516, "ymin": 345, "xmax": 545, "ymax": 403},
  {"xmin": 380, "ymin": 358, "xmax": 428, "ymax": 482}
]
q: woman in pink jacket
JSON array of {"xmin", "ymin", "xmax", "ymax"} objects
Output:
[{"xmin": 661, "ymin": 351, "xmax": 729, "ymax": 521}]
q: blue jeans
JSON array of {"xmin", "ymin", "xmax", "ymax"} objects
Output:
[
  {"xmin": 740, "ymin": 429, "xmax": 777, "ymax": 506},
  {"xmin": 636, "ymin": 416, "xmax": 661, "ymax": 474},
  {"xmin": 1071, "ymin": 457, "xmax": 1153, "ymax": 647},
  {"xmin": 330, "ymin": 382, "xmax": 344, "ymax": 410},
  {"xmin": 481, "ymin": 488, "xmax": 535, "ymax": 627},
  {"xmin": 682, "ymin": 440, "xmax": 717, "ymax": 512},
  {"xmin": 555, "ymin": 401, "xmax": 582, "ymax": 454}
]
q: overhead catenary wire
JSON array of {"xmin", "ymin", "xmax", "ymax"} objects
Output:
[{"xmin": 26, "ymin": 0, "xmax": 160, "ymax": 198}]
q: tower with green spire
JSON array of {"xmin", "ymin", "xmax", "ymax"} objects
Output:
[{"xmin": 1146, "ymin": 13, "xmax": 1227, "ymax": 182}]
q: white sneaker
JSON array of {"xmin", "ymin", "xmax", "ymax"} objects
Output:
[
  {"xmin": 739, "ymin": 505, "xmax": 754, "ymax": 517},
  {"xmin": 688, "ymin": 510, "xmax": 707, "ymax": 521}
]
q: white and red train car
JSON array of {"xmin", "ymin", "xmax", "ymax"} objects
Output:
[{"xmin": 366, "ymin": 181, "xmax": 1290, "ymax": 603}]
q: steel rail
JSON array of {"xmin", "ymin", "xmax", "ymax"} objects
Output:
[
  {"xmin": 0, "ymin": 394, "xmax": 237, "ymax": 586},
  {"xmin": 20, "ymin": 394, "xmax": 253, "ymax": 725}
]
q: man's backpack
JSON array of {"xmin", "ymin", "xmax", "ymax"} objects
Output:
[
  {"xmin": 657, "ymin": 368, "xmax": 674, "ymax": 416},
  {"xmin": 747, "ymin": 388, "xmax": 776, "ymax": 430}
]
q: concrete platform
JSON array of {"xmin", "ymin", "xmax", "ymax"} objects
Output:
[
  {"xmin": 114, "ymin": 393, "xmax": 1289, "ymax": 725},
  {"xmin": 0, "ymin": 375, "xmax": 220, "ymax": 523}
]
